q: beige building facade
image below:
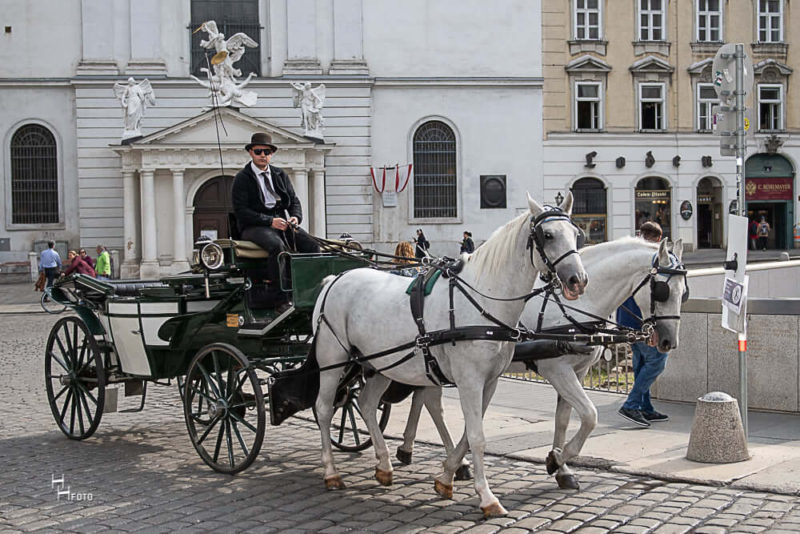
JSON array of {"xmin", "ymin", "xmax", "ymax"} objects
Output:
[{"xmin": 543, "ymin": 0, "xmax": 800, "ymax": 250}]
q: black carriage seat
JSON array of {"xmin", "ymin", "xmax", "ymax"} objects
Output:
[
  {"xmin": 214, "ymin": 238, "xmax": 269, "ymax": 259},
  {"xmin": 104, "ymin": 280, "xmax": 170, "ymax": 297}
]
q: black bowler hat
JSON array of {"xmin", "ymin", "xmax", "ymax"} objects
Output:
[{"xmin": 245, "ymin": 132, "xmax": 278, "ymax": 152}]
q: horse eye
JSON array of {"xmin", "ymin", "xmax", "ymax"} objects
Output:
[{"xmin": 544, "ymin": 231, "xmax": 553, "ymax": 240}]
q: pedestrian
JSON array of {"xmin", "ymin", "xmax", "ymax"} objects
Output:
[
  {"xmin": 231, "ymin": 132, "xmax": 320, "ymax": 311},
  {"xmin": 617, "ymin": 221, "xmax": 671, "ymax": 428},
  {"xmin": 391, "ymin": 241, "xmax": 421, "ymax": 277},
  {"xmin": 460, "ymin": 231, "xmax": 475, "ymax": 254},
  {"xmin": 95, "ymin": 244, "xmax": 112, "ymax": 280},
  {"xmin": 79, "ymin": 248, "xmax": 95, "ymax": 269},
  {"xmin": 748, "ymin": 218, "xmax": 758, "ymax": 251},
  {"xmin": 414, "ymin": 229, "xmax": 430, "ymax": 258},
  {"xmin": 62, "ymin": 250, "xmax": 97, "ymax": 278},
  {"xmin": 39, "ymin": 241, "xmax": 62, "ymax": 288},
  {"xmin": 757, "ymin": 216, "xmax": 771, "ymax": 250}
]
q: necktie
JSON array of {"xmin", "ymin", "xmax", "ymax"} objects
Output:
[{"xmin": 261, "ymin": 172, "xmax": 277, "ymax": 198}]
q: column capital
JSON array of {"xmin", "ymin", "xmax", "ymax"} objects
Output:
[{"xmin": 169, "ymin": 168, "xmax": 186, "ymax": 175}]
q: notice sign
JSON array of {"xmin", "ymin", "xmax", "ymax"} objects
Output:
[
  {"xmin": 723, "ymin": 277, "xmax": 745, "ymax": 314},
  {"xmin": 745, "ymin": 178, "xmax": 793, "ymax": 201}
]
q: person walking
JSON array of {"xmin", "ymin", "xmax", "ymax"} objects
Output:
[
  {"xmin": 231, "ymin": 132, "xmax": 320, "ymax": 310},
  {"xmin": 617, "ymin": 221, "xmax": 670, "ymax": 428},
  {"xmin": 757, "ymin": 216, "xmax": 771, "ymax": 250},
  {"xmin": 748, "ymin": 218, "xmax": 759, "ymax": 251},
  {"xmin": 79, "ymin": 248, "xmax": 95, "ymax": 269},
  {"xmin": 95, "ymin": 245, "xmax": 112, "ymax": 280},
  {"xmin": 62, "ymin": 250, "xmax": 97, "ymax": 278},
  {"xmin": 414, "ymin": 229, "xmax": 430, "ymax": 258},
  {"xmin": 39, "ymin": 241, "xmax": 62, "ymax": 288},
  {"xmin": 460, "ymin": 231, "xmax": 475, "ymax": 254}
]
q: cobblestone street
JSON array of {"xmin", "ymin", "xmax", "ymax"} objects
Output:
[{"xmin": 2, "ymin": 313, "xmax": 800, "ymax": 533}]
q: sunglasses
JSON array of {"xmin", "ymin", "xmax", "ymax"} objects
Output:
[{"xmin": 252, "ymin": 148, "xmax": 272, "ymax": 156}]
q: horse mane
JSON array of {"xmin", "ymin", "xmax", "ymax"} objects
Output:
[{"xmin": 465, "ymin": 212, "xmax": 529, "ymax": 280}]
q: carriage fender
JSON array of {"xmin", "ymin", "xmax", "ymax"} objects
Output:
[{"xmin": 73, "ymin": 306, "xmax": 107, "ymax": 336}]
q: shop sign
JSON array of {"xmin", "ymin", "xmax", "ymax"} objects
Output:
[
  {"xmin": 697, "ymin": 195, "xmax": 713, "ymax": 203},
  {"xmin": 680, "ymin": 201, "xmax": 693, "ymax": 220},
  {"xmin": 745, "ymin": 178, "xmax": 793, "ymax": 201},
  {"xmin": 635, "ymin": 189, "xmax": 670, "ymax": 200}
]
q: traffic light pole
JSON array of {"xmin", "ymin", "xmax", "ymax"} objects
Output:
[{"xmin": 734, "ymin": 43, "xmax": 748, "ymax": 437}]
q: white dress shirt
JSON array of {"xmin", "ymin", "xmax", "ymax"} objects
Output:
[{"xmin": 250, "ymin": 161, "xmax": 277, "ymax": 208}]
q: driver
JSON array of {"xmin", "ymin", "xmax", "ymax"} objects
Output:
[{"xmin": 232, "ymin": 132, "xmax": 320, "ymax": 309}]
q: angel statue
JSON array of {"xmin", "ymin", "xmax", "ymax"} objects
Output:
[
  {"xmin": 291, "ymin": 82, "xmax": 326, "ymax": 141},
  {"xmin": 113, "ymin": 78, "xmax": 156, "ymax": 140}
]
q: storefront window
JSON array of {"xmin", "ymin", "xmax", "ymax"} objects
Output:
[
  {"xmin": 635, "ymin": 176, "xmax": 671, "ymax": 239},
  {"xmin": 571, "ymin": 177, "xmax": 607, "ymax": 244}
]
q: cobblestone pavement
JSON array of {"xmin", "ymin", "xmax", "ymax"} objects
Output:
[{"xmin": 2, "ymin": 313, "xmax": 800, "ymax": 533}]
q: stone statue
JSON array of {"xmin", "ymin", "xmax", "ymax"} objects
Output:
[
  {"xmin": 291, "ymin": 82, "xmax": 326, "ymax": 141},
  {"xmin": 113, "ymin": 78, "xmax": 155, "ymax": 140},
  {"xmin": 191, "ymin": 20, "xmax": 258, "ymax": 108}
]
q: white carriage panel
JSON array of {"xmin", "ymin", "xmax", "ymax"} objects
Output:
[
  {"xmin": 107, "ymin": 314, "xmax": 152, "ymax": 376},
  {"xmin": 186, "ymin": 300, "xmax": 220, "ymax": 313},
  {"xmin": 139, "ymin": 302, "xmax": 180, "ymax": 347}
]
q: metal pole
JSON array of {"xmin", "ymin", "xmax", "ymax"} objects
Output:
[{"xmin": 735, "ymin": 43, "xmax": 748, "ymax": 437}]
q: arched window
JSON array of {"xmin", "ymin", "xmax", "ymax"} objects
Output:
[
  {"xmin": 635, "ymin": 176, "xmax": 671, "ymax": 239},
  {"xmin": 10, "ymin": 124, "xmax": 58, "ymax": 224},
  {"xmin": 190, "ymin": 0, "xmax": 261, "ymax": 77},
  {"xmin": 570, "ymin": 177, "xmax": 607, "ymax": 244},
  {"xmin": 413, "ymin": 121, "xmax": 457, "ymax": 218}
]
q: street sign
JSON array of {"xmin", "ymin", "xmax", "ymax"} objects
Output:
[
  {"xmin": 712, "ymin": 43, "xmax": 754, "ymax": 105},
  {"xmin": 721, "ymin": 214, "xmax": 748, "ymax": 334}
]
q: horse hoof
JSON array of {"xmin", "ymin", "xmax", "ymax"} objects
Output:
[
  {"xmin": 454, "ymin": 464, "xmax": 472, "ymax": 481},
  {"xmin": 545, "ymin": 450, "xmax": 559, "ymax": 475},
  {"xmin": 481, "ymin": 502, "xmax": 508, "ymax": 518},
  {"xmin": 434, "ymin": 479, "xmax": 453, "ymax": 499},
  {"xmin": 324, "ymin": 476, "xmax": 346, "ymax": 490},
  {"xmin": 556, "ymin": 473, "xmax": 580, "ymax": 490},
  {"xmin": 396, "ymin": 448, "xmax": 412, "ymax": 465},
  {"xmin": 375, "ymin": 468, "xmax": 393, "ymax": 486}
]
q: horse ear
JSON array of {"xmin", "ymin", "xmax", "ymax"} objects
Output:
[
  {"xmin": 673, "ymin": 238, "xmax": 684, "ymax": 262},
  {"xmin": 559, "ymin": 191, "xmax": 574, "ymax": 215},
  {"xmin": 658, "ymin": 238, "xmax": 670, "ymax": 265},
  {"xmin": 527, "ymin": 192, "xmax": 544, "ymax": 217}
]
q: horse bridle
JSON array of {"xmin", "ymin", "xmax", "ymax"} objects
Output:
[
  {"xmin": 630, "ymin": 252, "xmax": 689, "ymax": 326},
  {"xmin": 527, "ymin": 207, "xmax": 585, "ymax": 283}
]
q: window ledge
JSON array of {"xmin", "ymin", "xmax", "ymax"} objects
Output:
[
  {"xmin": 751, "ymin": 42, "xmax": 789, "ymax": 60},
  {"xmin": 690, "ymin": 42, "xmax": 723, "ymax": 54},
  {"xmin": 6, "ymin": 222, "xmax": 65, "ymax": 230},
  {"xmin": 696, "ymin": 129, "xmax": 713, "ymax": 134},
  {"xmin": 568, "ymin": 40, "xmax": 608, "ymax": 56},
  {"xmin": 409, "ymin": 217, "xmax": 463, "ymax": 225},
  {"xmin": 638, "ymin": 129, "xmax": 669, "ymax": 134},
  {"xmin": 574, "ymin": 128, "xmax": 606, "ymax": 133},
  {"xmin": 633, "ymin": 41, "xmax": 670, "ymax": 56},
  {"xmin": 757, "ymin": 129, "xmax": 786, "ymax": 134}
]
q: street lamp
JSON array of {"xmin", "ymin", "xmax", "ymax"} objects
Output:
[{"xmin": 555, "ymin": 192, "xmax": 564, "ymax": 205}]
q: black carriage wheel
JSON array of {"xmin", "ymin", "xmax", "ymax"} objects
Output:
[
  {"xmin": 183, "ymin": 343, "xmax": 265, "ymax": 474},
  {"xmin": 44, "ymin": 316, "xmax": 106, "ymax": 440},
  {"xmin": 323, "ymin": 376, "xmax": 392, "ymax": 453}
]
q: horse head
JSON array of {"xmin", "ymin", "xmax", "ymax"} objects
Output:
[
  {"xmin": 527, "ymin": 191, "xmax": 588, "ymax": 301},
  {"xmin": 637, "ymin": 238, "xmax": 687, "ymax": 352}
]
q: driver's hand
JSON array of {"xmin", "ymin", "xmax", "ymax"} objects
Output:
[
  {"xmin": 288, "ymin": 216, "xmax": 299, "ymax": 227},
  {"xmin": 271, "ymin": 217, "xmax": 289, "ymax": 231}
]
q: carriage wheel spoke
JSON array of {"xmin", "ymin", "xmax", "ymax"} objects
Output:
[
  {"xmin": 69, "ymin": 390, "xmax": 77, "ymax": 435},
  {"xmin": 195, "ymin": 363, "xmax": 222, "ymax": 399},
  {"xmin": 79, "ymin": 387, "xmax": 95, "ymax": 424},
  {"xmin": 196, "ymin": 414, "xmax": 221, "ymax": 445},
  {"xmin": 54, "ymin": 337, "xmax": 69, "ymax": 368},
  {"xmin": 226, "ymin": 373, "xmax": 248, "ymax": 404},
  {"xmin": 228, "ymin": 410, "xmax": 257, "ymax": 434},
  {"xmin": 225, "ymin": 418, "xmax": 235, "ymax": 467},
  {"xmin": 346, "ymin": 404, "xmax": 361, "ymax": 445},
  {"xmin": 59, "ymin": 389, "xmax": 73, "ymax": 425},
  {"xmin": 212, "ymin": 352, "xmax": 225, "ymax": 400},
  {"xmin": 231, "ymin": 420, "xmax": 250, "ymax": 456},
  {"xmin": 213, "ymin": 420, "xmax": 225, "ymax": 463},
  {"xmin": 187, "ymin": 378, "xmax": 217, "ymax": 405},
  {"xmin": 48, "ymin": 351, "xmax": 69, "ymax": 373},
  {"xmin": 72, "ymin": 323, "xmax": 80, "ymax": 367},
  {"xmin": 62, "ymin": 324, "xmax": 74, "ymax": 365},
  {"xmin": 75, "ymin": 390, "xmax": 86, "ymax": 436},
  {"xmin": 75, "ymin": 379, "xmax": 98, "ymax": 406},
  {"xmin": 52, "ymin": 384, "xmax": 69, "ymax": 402}
]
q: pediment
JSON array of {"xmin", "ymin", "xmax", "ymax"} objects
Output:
[
  {"xmin": 754, "ymin": 58, "xmax": 793, "ymax": 76},
  {"xmin": 687, "ymin": 58, "xmax": 713, "ymax": 75},
  {"xmin": 126, "ymin": 107, "xmax": 314, "ymax": 148},
  {"xmin": 566, "ymin": 54, "xmax": 612, "ymax": 73},
  {"xmin": 629, "ymin": 55, "xmax": 674, "ymax": 74}
]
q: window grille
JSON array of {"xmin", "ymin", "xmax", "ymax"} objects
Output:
[
  {"xmin": 758, "ymin": 0, "xmax": 782, "ymax": 43},
  {"xmin": 696, "ymin": 0, "xmax": 722, "ymax": 42},
  {"xmin": 639, "ymin": 0, "xmax": 665, "ymax": 41},
  {"xmin": 413, "ymin": 121, "xmax": 457, "ymax": 219},
  {"xmin": 189, "ymin": 0, "xmax": 261, "ymax": 77},
  {"xmin": 10, "ymin": 124, "xmax": 59, "ymax": 225},
  {"xmin": 575, "ymin": 0, "xmax": 601, "ymax": 40}
]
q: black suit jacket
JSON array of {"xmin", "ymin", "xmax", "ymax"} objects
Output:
[{"xmin": 232, "ymin": 163, "xmax": 303, "ymax": 231}]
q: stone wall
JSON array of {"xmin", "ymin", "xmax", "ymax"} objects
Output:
[{"xmin": 653, "ymin": 298, "xmax": 800, "ymax": 414}]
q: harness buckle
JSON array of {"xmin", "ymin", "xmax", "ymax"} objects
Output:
[
  {"xmin": 509, "ymin": 328, "xmax": 524, "ymax": 342},
  {"xmin": 416, "ymin": 334, "xmax": 432, "ymax": 349}
]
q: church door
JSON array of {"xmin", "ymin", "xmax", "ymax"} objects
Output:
[{"xmin": 193, "ymin": 175, "xmax": 234, "ymax": 241}]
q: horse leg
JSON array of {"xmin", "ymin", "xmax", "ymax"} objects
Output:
[
  {"xmin": 397, "ymin": 387, "xmax": 425, "ymax": 465},
  {"xmin": 315, "ymin": 334, "xmax": 348, "ymax": 489},
  {"xmin": 359, "ymin": 374, "xmax": 394, "ymax": 486},
  {"xmin": 421, "ymin": 387, "xmax": 472, "ymax": 481}
]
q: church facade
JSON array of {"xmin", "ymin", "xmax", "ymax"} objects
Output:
[{"xmin": 0, "ymin": 0, "xmax": 544, "ymax": 277}]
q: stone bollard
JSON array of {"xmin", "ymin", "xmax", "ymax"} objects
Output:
[{"xmin": 686, "ymin": 391, "xmax": 749, "ymax": 463}]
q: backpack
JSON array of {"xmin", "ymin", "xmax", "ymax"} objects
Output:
[{"xmin": 759, "ymin": 222, "xmax": 769, "ymax": 236}]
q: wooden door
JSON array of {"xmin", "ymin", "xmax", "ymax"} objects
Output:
[{"xmin": 193, "ymin": 175, "xmax": 234, "ymax": 241}]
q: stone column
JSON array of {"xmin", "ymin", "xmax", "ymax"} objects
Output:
[
  {"xmin": 121, "ymin": 169, "xmax": 140, "ymax": 278},
  {"xmin": 139, "ymin": 169, "xmax": 159, "ymax": 279},
  {"xmin": 77, "ymin": 0, "xmax": 119, "ymax": 75},
  {"xmin": 330, "ymin": 0, "xmax": 368, "ymax": 75},
  {"xmin": 292, "ymin": 169, "xmax": 310, "ymax": 231},
  {"xmin": 284, "ymin": 0, "xmax": 322, "ymax": 74},
  {"xmin": 126, "ymin": 0, "xmax": 166, "ymax": 74},
  {"xmin": 171, "ymin": 169, "xmax": 190, "ymax": 272},
  {"xmin": 310, "ymin": 169, "xmax": 327, "ymax": 237}
]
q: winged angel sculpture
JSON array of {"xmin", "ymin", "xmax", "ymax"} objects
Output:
[
  {"xmin": 291, "ymin": 82, "xmax": 326, "ymax": 141},
  {"xmin": 191, "ymin": 21, "xmax": 259, "ymax": 108},
  {"xmin": 113, "ymin": 78, "xmax": 156, "ymax": 140}
]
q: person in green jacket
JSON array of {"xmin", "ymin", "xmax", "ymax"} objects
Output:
[{"xmin": 95, "ymin": 244, "xmax": 111, "ymax": 280}]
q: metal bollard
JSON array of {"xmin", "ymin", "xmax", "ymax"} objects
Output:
[{"xmin": 686, "ymin": 391, "xmax": 749, "ymax": 463}]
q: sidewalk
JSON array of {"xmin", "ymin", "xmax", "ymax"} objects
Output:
[
  {"xmin": 0, "ymin": 280, "xmax": 45, "ymax": 313},
  {"xmin": 383, "ymin": 378, "xmax": 800, "ymax": 496}
]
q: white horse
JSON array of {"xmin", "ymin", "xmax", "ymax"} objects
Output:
[
  {"xmin": 395, "ymin": 237, "xmax": 687, "ymax": 490},
  {"xmin": 311, "ymin": 193, "xmax": 588, "ymax": 517}
]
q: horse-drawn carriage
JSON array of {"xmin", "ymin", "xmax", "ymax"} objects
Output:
[{"xmin": 44, "ymin": 236, "xmax": 388, "ymax": 474}]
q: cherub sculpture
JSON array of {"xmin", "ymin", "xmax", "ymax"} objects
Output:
[
  {"xmin": 192, "ymin": 20, "xmax": 258, "ymax": 108},
  {"xmin": 291, "ymin": 82, "xmax": 326, "ymax": 141},
  {"xmin": 113, "ymin": 78, "xmax": 156, "ymax": 140}
]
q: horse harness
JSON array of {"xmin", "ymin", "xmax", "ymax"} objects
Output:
[
  {"xmin": 624, "ymin": 252, "xmax": 688, "ymax": 327},
  {"xmin": 315, "ymin": 208, "xmax": 582, "ymax": 386}
]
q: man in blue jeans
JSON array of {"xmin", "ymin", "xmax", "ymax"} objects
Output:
[{"xmin": 616, "ymin": 221, "xmax": 669, "ymax": 428}]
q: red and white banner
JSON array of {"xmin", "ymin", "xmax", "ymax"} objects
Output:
[{"xmin": 370, "ymin": 164, "xmax": 413, "ymax": 193}]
